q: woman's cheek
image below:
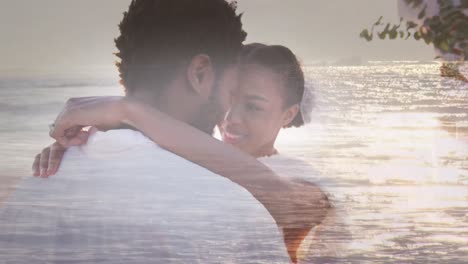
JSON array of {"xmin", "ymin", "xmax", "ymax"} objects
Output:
[{"xmin": 247, "ymin": 118, "xmax": 266, "ymax": 140}]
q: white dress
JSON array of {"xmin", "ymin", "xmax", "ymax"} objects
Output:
[
  {"xmin": 259, "ymin": 154, "xmax": 348, "ymax": 263},
  {"xmin": 0, "ymin": 130, "xmax": 290, "ymax": 264}
]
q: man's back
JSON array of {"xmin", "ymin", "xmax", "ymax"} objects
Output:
[{"xmin": 0, "ymin": 130, "xmax": 289, "ymax": 263}]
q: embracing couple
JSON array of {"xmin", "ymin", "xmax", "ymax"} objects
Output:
[{"xmin": 0, "ymin": 0, "xmax": 331, "ymax": 263}]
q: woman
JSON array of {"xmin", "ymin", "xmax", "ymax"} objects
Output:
[{"xmin": 33, "ymin": 43, "xmax": 329, "ymax": 263}]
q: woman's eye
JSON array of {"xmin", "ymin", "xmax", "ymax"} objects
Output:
[{"xmin": 246, "ymin": 103, "xmax": 262, "ymax": 112}]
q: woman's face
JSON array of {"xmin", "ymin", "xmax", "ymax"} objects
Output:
[{"xmin": 219, "ymin": 64, "xmax": 299, "ymax": 157}]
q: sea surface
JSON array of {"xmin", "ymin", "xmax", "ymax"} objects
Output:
[{"xmin": 1, "ymin": 62, "xmax": 467, "ymax": 263}]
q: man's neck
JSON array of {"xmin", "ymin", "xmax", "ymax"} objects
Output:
[
  {"xmin": 127, "ymin": 84, "xmax": 196, "ymax": 129},
  {"xmin": 128, "ymin": 90, "xmax": 173, "ymax": 119}
]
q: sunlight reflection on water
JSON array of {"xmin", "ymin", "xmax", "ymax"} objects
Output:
[
  {"xmin": 275, "ymin": 62, "xmax": 467, "ymax": 262},
  {"xmin": 1, "ymin": 62, "xmax": 467, "ymax": 263}
]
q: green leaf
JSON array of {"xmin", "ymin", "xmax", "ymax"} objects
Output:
[
  {"xmin": 360, "ymin": 29, "xmax": 373, "ymax": 41},
  {"xmin": 423, "ymin": 36, "xmax": 432, "ymax": 44},
  {"xmin": 405, "ymin": 31, "xmax": 411, "ymax": 39},
  {"xmin": 399, "ymin": 30, "xmax": 405, "ymax": 38},
  {"xmin": 414, "ymin": 31, "xmax": 421, "ymax": 40},
  {"xmin": 374, "ymin": 16, "xmax": 383, "ymax": 26},
  {"xmin": 406, "ymin": 21, "xmax": 418, "ymax": 30},
  {"xmin": 418, "ymin": 5, "xmax": 427, "ymax": 19},
  {"xmin": 391, "ymin": 24, "xmax": 401, "ymax": 31},
  {"xmin": 383, "ymin": 23, "xmax": 390, "ymax": 32},
  {"xmin": 378, "ymin": 31, "xmax": 387, "ymax": 40},
  {"xmin": 439, "ymin": 41, "xmax": 450, "ymax": 52}
]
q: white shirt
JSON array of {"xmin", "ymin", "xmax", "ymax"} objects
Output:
[{"xmin": 0, "ymin": 130, "xmax": 290, "ymax": 264}]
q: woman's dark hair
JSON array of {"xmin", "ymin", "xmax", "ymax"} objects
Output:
[
  {"xmin": 240, "ymin": 43, "xmax": 311, "ymax": 128},
  {"xmin": 115, "ymin": 0, "xmax": 246, "ymax": 95}
]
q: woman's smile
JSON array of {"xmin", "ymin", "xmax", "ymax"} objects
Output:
[{"xmin": 221, "ymin": 125, "xmax": 247, "ymax": 145}]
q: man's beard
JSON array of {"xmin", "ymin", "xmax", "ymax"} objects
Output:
[{"xmin": 191, "ymin": 89, "xmax": 224, "ymax": 136}]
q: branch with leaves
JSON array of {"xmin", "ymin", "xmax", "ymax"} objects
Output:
[{"xmin": 360, "ymin": 0, "xmax": 467, "ymax": 60}]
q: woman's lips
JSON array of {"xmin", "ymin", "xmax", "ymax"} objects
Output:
[{"xmin": 222, "ymin": 130, "xmax": 245, "ymax": 144}]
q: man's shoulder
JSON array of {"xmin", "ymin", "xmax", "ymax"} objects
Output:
[
  {"xmin": 58, "ymin": 129, "xmax": 235, "ymax": 187},
  {"xmin": 55, "ymin": 128, "xmax": 280, "ymax": 217},
  {"xmin": 64, "ymin": 129, "xmax": 191, "ymax": 165},
  {"xmin": 78, "ymin": 129, "xmax": 159, "ymax": 156}
]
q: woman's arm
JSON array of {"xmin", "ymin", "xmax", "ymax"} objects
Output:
[
  {"xmin": 49, "ymin": 96, "xmax": 330, "ymax": 222},
  {"xmin": 123, "ymin": 99, "xmax": 288, "ymax": 192},
  {"xmin": 49, "ymin": 96, "xmax": 292, "ymax": 194},
  {"xmin": 125, "ymin": 100, "xmax": 328, "ymax": 206},
  {"xmin": 48, "ymin": 96, "xmax": 330, "ymax": 261}
]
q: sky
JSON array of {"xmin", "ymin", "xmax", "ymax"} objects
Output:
[{"xmin": 0, "ymin": 0, "xmax": 435, "ymax": 73}]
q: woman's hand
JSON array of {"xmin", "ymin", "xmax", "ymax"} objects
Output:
[
  {"xmin": 32, "ymin": 142, "xmax": 67, "ymax": 177},
  {"xmin": 49, "ymin": 96, "xmax": 127, "ymax": 147},
  {"xmin": 33, "ymin": 126, "xmax": 98, "ymax": 178}
]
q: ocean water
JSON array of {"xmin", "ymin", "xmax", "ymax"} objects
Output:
[{"xmin": 0, "ymin": 62, "xmax": 467, "ymax": 263}]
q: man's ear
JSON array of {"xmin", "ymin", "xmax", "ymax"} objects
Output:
[
  {"xmin": 187, "ymin": 54, "xmax": 215, "ymax": 98},
  {"xmin": 282, "ymin": 104, "xmax": 300, "ymax": 127}
]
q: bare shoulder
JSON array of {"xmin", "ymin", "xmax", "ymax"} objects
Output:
[
  {"xmin": 260, "ymin": 154, "xmax": 330, "ymax": 206},
  {"xmin": 293, "ymin": 178, "xmax": 331, "ymax": 210}
]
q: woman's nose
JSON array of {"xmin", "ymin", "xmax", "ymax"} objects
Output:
[{"xmin": 224, "ymin": 105, "xmax": 242, "ymax": 124}]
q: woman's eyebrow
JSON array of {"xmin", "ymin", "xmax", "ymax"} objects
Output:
[{"xmin": 245, "ymin": 94, "xmax": 269, "ymax": 102}]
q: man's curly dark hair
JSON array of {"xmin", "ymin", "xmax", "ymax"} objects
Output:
[{"xmin": 114, "ymin": 0, "xmax": 247, "ymax": 95}]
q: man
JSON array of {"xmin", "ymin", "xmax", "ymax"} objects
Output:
[{"xmin": 0, "ymin": 0, "xmax": 291, "ymax": 263}]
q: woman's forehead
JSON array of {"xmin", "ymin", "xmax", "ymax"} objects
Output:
[{"xmin": 238, "ymin": 64, "xmax": 285, "ymax": 96}]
